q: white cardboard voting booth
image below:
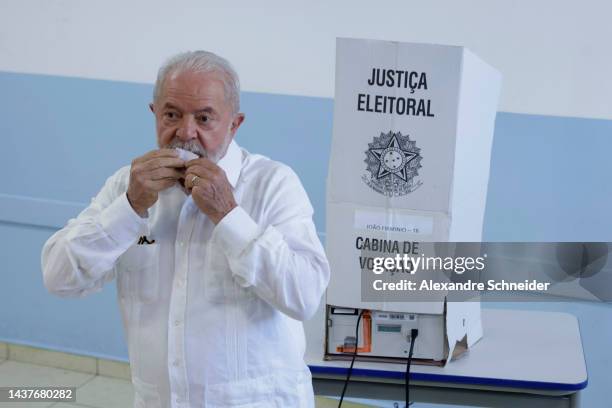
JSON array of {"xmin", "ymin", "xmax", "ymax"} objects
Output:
[{"xmin": 325, "ymin": 38, "xmax": 501, "ymax": 364}]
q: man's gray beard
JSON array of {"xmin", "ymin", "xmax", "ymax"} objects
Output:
[
  {"xmin": 164, "ymin": 138, "xmax": 228, "ymax": 163},
  {"xmin": 165, "ymin": 139, "xmax": 208, "ymax": 159}
]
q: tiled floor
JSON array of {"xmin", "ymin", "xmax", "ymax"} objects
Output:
[
  {"xmin": 0, "ymin": 359, "xmax": 133, "ymax": 408},
  {"xmin": 0, "ymin": 358, "xmax": 378, "ymax": 408}
]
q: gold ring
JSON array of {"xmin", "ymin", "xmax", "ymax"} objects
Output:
[{"xmin": 191, "ymin": 175, "xmax": 200, "ymax": 186}]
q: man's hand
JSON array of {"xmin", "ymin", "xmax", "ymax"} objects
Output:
[
  {"xmin": 127, "ymin": 149, "xmax": 185, "ymax": 217},
  {"xmin": 184, "ymin": 158, "xmax": 237, "ymax": 224}
]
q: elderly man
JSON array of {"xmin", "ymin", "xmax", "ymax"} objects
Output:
[{"xmin": 41, "ymin": 50, "xmax": 330, "ymax": 408}]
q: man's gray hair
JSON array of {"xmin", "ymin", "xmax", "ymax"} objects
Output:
[{"xmin": 153, "ymin": 50, "xmax": 240, "ymax": 113}]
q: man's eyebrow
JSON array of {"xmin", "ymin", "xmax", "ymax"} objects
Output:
[
  {"xmin": 162, "ymin": 102, "xmax": 181, "ymax": 111},
  {"xmin": 195, "ymin": 107, "xmax": 216, "ymax": 114},
  {"xmin": 162, "ymin": 103, "xmax": 217, "ymax": 115}
]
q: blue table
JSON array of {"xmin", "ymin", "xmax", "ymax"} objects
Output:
[{"xmin": 306, "ymin": 308, "xmax": 587, "ymax": 407}]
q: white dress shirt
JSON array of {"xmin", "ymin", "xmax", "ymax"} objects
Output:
[{"xmin": 41, "ymin": 140, "xmax": 330, "ymax": 408}]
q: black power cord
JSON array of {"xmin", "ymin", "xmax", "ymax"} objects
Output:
[
  {"xmin": 337, "ymin": 309, "xmax": 365, "ymax": 408},
  {"xmin": 405, "ymin": 328, "xmax": 419, "ymax": 408}
]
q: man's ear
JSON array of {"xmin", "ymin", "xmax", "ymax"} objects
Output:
[
  {"xmin": 230, "ymin": 113, "xmax": 245, "ymax": 136},
  {"xmin": 149, "ymin": 103, "xmax": 155, "ymax": 114}
]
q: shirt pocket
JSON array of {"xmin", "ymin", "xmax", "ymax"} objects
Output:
[
  {"xmin": 204, "ymin": 241, "xmax": 253, "ymax": 303},
  {"xmin": 117, "ymin": 244, "xmax": 160, "ymax": 303},
  {"xmin": 204, "ymin": 375, "xmax": 274, "ymax": 408}
]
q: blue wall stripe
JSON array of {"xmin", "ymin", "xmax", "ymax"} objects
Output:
[
  {"xmin": 0, "ymin": 193, "xmax": 328, "ymax": 245},
  {"xmin": 0, "ymin": 193, "xmax": 83, "ymax": 229}
]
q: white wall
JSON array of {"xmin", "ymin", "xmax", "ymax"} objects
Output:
[{"xmin": 1, "ymin": 0, "xmax": 611, "ymax": 119}]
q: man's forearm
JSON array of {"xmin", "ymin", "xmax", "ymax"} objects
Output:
[
  {"xmin": 213, "ymin": 206, "xmax": 330, "ymax": 321},
  {"xmin": 41, "ymin": 193, "xmax": 147, "ymax": 297}
]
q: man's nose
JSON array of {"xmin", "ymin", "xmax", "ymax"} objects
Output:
[{"xmin": 176, "ymin": 116, "xmax": 198, "ymax": 141}]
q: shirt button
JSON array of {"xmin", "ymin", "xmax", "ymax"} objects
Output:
[
  {"xmin": 173, "ymin": 360, "xmax": 180, "ymax": 367},
  {"xmin": 174, "ymin": 320, "xmax": 182, "ymax": 326}
]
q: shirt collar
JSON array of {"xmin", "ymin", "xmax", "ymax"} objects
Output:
[{"xmin": 216, "ymin": 139, "xmax": 241, "ymax": 188}]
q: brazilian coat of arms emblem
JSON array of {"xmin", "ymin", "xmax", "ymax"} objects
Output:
[{"xmin": 362, "ymin": 131, "xmax": 423, "ymax": 196}]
